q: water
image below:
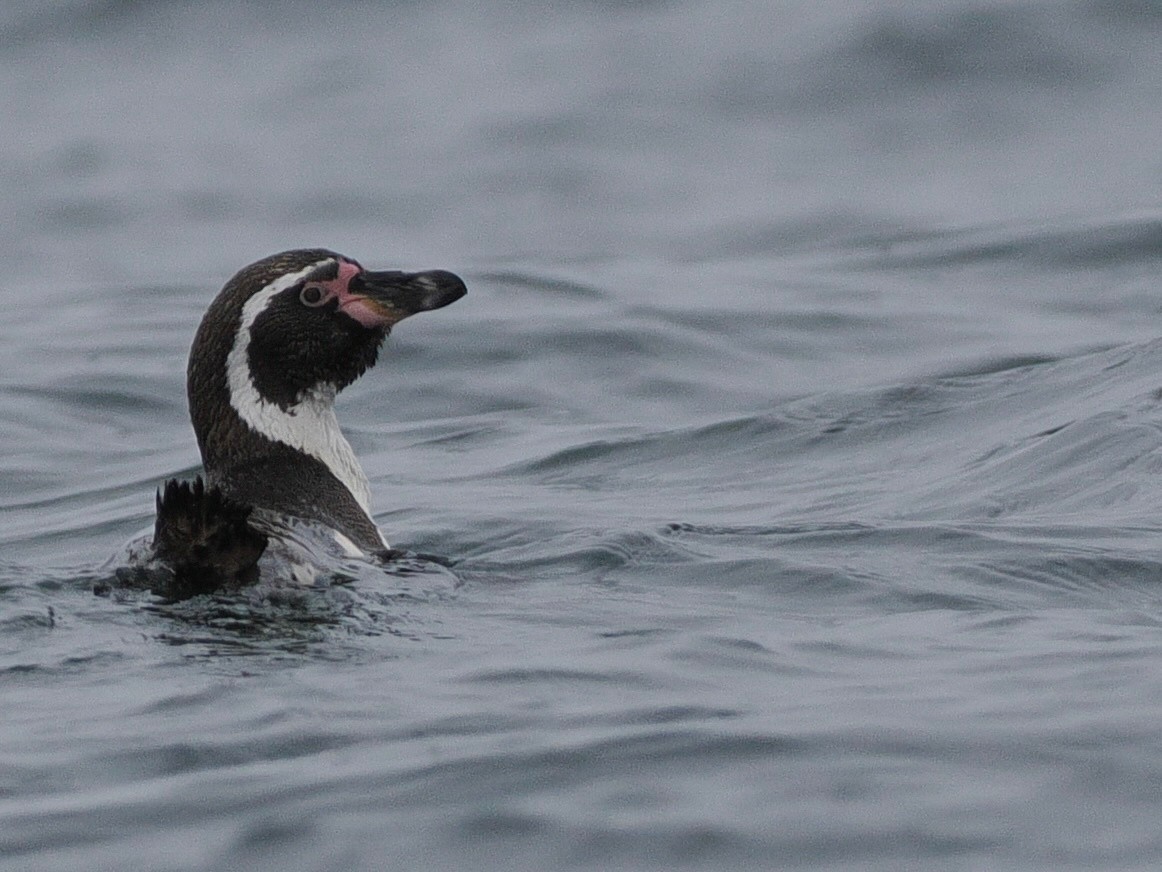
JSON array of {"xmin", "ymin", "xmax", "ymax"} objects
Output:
[{"xmin": 4, "ymin": 0, "xmax": 1162, "ymax": 869}]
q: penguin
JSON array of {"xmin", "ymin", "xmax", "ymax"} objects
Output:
[{"xmin": 140, "ymin": 248, "xmax": 465, "ymax": 600}]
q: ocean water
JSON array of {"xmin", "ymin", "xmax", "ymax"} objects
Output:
[{"xmin": 4, "ymin": 0, "xmax": 1162, "ymax": 869}]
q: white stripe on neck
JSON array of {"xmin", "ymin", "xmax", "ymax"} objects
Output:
[{"xmin": 224, "ymin": 260, "xmax": 374, "ymax": 517}]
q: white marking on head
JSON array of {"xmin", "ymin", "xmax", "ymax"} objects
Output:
[{"xmin": 224, "ymin": 258, "xmax": 378, "ymax": 522}]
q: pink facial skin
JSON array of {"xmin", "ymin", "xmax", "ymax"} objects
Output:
[{"xmin": 304, "ymin": 259, "xmax": 394, "ymax": 329}]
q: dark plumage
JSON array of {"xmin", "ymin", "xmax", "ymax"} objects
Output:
[{"xmin": 151, "ymin": 477, "xmax": 267, "ymax": 601}]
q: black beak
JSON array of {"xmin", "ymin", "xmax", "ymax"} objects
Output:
[{"xmin": 350, "ymin": 269, "xmax": 467, "ymax": 322}]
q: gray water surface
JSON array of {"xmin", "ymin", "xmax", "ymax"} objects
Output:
[{"xmin": 4, "ymin": 1, "xmax": 1162, "ymax": 870}]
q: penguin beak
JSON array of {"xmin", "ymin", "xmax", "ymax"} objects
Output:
[{"xmin": 346, "ymin": 269, "xmax": 467, "ymax": 325}]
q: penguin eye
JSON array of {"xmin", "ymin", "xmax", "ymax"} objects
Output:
[{"xmin": 299, "ymin": 285, "xmax": 326, "ymax": 307}]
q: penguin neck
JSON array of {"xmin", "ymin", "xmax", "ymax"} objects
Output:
[
  {"xmin": 186, "ymin": 289, "xmax": 374, "ymax": 517},
  {"xmin": 231, "ymin": 383, "xmax": 371, "ymax": 516},
  {"xmin": 192, "ymin": 381, "xmax": 374, "ymax": 517}
]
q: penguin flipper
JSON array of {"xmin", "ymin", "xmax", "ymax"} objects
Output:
[{"xmin": 151, "ymin": 476, "xmax": 268, "ymax": 601}]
